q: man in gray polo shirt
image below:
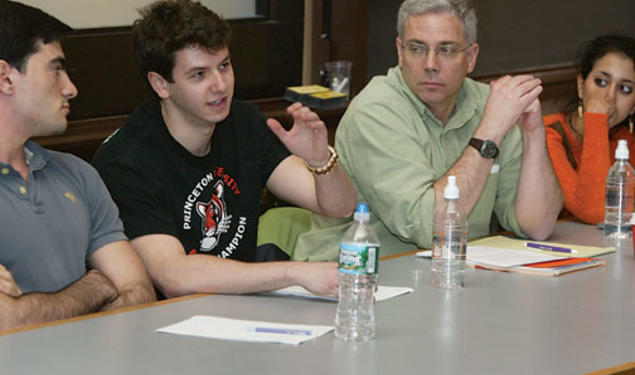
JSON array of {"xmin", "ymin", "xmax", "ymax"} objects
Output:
[{"xmin": 0, "ymin": 0, "xmax": 155, "ymax": 331}]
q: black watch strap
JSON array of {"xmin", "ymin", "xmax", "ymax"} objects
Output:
[{"xmin": 469, "ymin": 137, "xmax": 499, "ymax": 159}]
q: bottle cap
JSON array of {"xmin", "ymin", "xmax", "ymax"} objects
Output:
[
  {"xmin": 354, "ymin": 203, "xmax": 370, "ymax": 222},
  {"xmin": 615, "ymin": 139, "xmax": 629, "ymax": 160},
  {"xmin": 444, "ymin": 176, "xmax": 459, "ymax": 199}
]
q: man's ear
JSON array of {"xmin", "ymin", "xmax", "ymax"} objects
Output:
[
  {"xmin": 147, "ymin": 71, "xmax": 170, "ymax": 99},
  {"xmin": 0, "ymin": 60, "xmax": 16, "ymax": 95},
  {"xmin": 396, "ymin": 37, "xmax": 404, "ymax": 68},
  {"xmin": 466, "ymin": 43, "xmax": 479, "ymax": 74}
]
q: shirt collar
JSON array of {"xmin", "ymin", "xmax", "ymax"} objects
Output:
[
  {"xmin": 24, "ymin": 140, "xmax": 50, "ymax": 171},
  {"xmin": 388, "ymin": 66, "xmax": 479, "ymax": 130}
]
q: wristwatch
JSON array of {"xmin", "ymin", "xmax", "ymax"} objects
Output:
[{"xmin": 469, "ymin": 138, "xmax": 499, "ymax": 159}]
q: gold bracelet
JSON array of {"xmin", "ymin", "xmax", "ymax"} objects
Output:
[{"xmin": 304, "ymin": 145, "xmax": 339, "ymax": 176}]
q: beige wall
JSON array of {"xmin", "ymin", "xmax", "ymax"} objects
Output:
[{"xmin": 21, "ymin": 0, "xmax": 256, "ymax": 28}]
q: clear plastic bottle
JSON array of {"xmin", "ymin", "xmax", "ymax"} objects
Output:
[
  {"xmin": 431, "ymin": 176, "xmax": 468, "ymax": 289},
  {"xmin": 604, "ymin": 140, "xmax": 635, "ymax": 239},
  {"xmin": 335, "ymin": 203, "xmax": 379, "ymax": 341}
]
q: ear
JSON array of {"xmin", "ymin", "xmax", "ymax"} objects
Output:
[
  {"xmin": 576, "ymin": 74, "xmax": 584, "ymax": 100},
  {"xmin": 466, "ymin": 43, "xmax": 480, "ymax": 73},
  {"xmin": 0, "ymin": 60, "xmax": 16, "ymax": 95},
  {"xmin": 147, "ymin": 71, "xmax": 170, "ymax": 99},
  {"xmin": 396, "ymin": 37, "xmax": 404, "ymax": 68}
]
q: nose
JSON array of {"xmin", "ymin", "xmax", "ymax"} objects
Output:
[
  {"xmin": 210, "ymin": 70, "xmax": 227, "ymax": 93},
  {"xmin": 62, "ymin": 72, "xmax": 78, "ymax": 99},
  {"xmin": 606, "ymin": 85, "xmax": 617, "ymax": 103},
  {"xmin": 423, "ymin": 50, "xmax": 439, "ymax": 72}
]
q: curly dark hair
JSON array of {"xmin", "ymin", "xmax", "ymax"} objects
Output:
[
  {"xmin": 0, "ymin": 0, "xmax": 71, "ymax": 72},
  {"xmin": 132, "ymin": 0, "xmax": 231, "ymax": 83}
]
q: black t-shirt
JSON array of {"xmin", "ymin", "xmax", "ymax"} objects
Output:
[{"xmin": 93, "ymin": 99, "xmax": 290, "ymax": 261}]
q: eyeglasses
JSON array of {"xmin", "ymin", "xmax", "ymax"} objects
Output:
[{"xmin": 401, "ymin": 41, "xmax": 472, "ymax": 61}]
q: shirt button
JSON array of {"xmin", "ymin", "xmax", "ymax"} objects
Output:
[
  {"xmin": 1, "ymin": 168, "xmax": 8, "ymax": 175},
  {"xmin": 19, "ymin": 186, "xmax": 27, "ymax": 195}
]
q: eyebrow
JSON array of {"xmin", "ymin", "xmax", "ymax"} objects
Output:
[
  {"xmin": 597, "ymin": 70, "xmax": 635, "ymax": 84},
  {"xmin": 184, "ymin": 54, "xmax": 231, "ymax": 76},
  {"xmin": 49, "ymin": 56, "xmax": 66, "ymax": 68},
  {"xmin": 219, "ymin": 55, "xmax": 231, "ymax": 65},
  {"xmin": 405, "ymin": 39, "xmax": 460, "ymax": 46}
]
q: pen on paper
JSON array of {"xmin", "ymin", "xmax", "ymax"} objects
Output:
[
  {"xmin": 249, "ymin": 327, "xmax": 313, "ymax": 336},
  {"xmin": 525, "ymin": 242, "xmax": 577, "ymax": 254}
]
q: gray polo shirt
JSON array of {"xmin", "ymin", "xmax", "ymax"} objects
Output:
[{"xmin": 0, "ymin": 141, "xmax": 126, "ymax": 293}]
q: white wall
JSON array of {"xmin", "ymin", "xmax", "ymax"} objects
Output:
[{"xmin": 21, "ymin": 0, "xmax": 257, "ymax": 28}]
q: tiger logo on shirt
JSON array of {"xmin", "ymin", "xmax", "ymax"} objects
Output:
[{"xmin": 196, "ymin": 181, "xmax": 232, "ymax": 252}]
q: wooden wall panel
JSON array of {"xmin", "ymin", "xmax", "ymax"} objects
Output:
[
  {"xmin": 34, "ymin": 0, "xmax": 304, "ymax": 160},
  {"xmin": 34, "ymin": 65, "xmax": 574, "ymax": 161},
  {"xmin": 35, "ymin": 0, "xmax": 581, "ymax": 162},
  {"xmin": 63, "ymin": 28, "xmax": 150, "ymax": 121},
  {"xmin": 366, "ymin": 0, "xmax": 635, "ymax": 81},
  {"xmin": 61, "ymin": 0, "xmax": 303, "ymax": 122}
]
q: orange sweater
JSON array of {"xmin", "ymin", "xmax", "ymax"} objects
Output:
[{"xmin": 544, "ymin": 112, "xmax": 635, "ymax": 224}]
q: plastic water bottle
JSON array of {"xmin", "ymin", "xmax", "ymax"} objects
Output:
[
  {"xmin": 604, "ymin": 140, "xmax": 635, "ymax": 239},
  {"xmin": 431, "ymin": 176, "xmax": 468, "ymax": 289},
  {"xmin": 335, "ymin": 203, "xmax": 379, "ymax": 341}
]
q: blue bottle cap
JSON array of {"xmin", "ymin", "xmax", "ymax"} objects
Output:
[{"xmin": 355, "ymin": 203, "xmax": 369, "ymax": 213}]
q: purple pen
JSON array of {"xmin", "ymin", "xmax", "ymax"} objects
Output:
[
  {"xmin": 251, "ymin": 327, "xmax": 313, "ymax": 336},
  {"xmin": 525, "ymin": 242, "xmax": 577, "ymax": 254}
]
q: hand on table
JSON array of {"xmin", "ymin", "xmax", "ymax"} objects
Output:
[{"xmin": 292, "ymin": 262, "xmax": 338, "ymax": 297}]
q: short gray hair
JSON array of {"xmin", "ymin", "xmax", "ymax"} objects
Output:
[{"xmin": 397, "ymin": 0, "xmax": 477, "ymax": 45}]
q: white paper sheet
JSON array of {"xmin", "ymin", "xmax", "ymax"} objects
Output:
[
  {"xmin": 467, "ymin": 246, "xmax": 567, "ymax": 268},
  {"xmin": 269, "ymin": 285, "xmax": 413, "ymax": 302},
  {"xmin": 417, "ymin": 246, "xmax": 567, "ymax": 268},
  {"xmin": 156, "ymin": 315, "xmax": 333, "ymax": 346}
]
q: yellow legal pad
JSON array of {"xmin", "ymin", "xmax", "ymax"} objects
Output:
[{"xmin": 469, "ymin": 235, "xmax": 615, "ymax": 258}]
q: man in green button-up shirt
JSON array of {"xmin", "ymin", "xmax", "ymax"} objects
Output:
[{"xmin": 293, "ymin": 0, "xmax": 562, "ymax": 260}]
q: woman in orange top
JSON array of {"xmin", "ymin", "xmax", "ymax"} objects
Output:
[{"xmin": 544, "ymin": 34, "xmax": 635, "ymax": 225}]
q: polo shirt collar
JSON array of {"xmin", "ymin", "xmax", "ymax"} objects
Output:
[
  {"xmin": 24, "ymin": 140, "xmax": 51, "ymax": 171},
  {"xmin": 388, "ymin": 66, "xmax": 479, "ymax": 130}
]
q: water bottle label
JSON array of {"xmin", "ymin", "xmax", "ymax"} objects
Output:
[{"xmin": 338, "ymin": 242, "xmax": 379, "ymax": 275}]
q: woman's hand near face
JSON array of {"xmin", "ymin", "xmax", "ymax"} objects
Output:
[{"xmin": 584, "ymin": 90, "xmax": 616, "ymax": 118}]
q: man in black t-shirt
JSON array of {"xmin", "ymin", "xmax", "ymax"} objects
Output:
[{"xmin": 93, "ymin": 0, "xmax": 357, "ymax": 298}]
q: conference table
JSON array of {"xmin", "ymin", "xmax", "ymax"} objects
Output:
[{"xmin": 1, "ymin": 221, "xmax": 634, "ymax": 375}]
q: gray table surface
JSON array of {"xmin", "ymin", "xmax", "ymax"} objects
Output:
[{"xmin": 1, "ymin": 221, "xmax": 634, "ymax": 375}]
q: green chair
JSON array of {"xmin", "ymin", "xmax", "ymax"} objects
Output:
[{"xmin": 257, "ymin": 207, "xmax": 312, "ymax": 257}]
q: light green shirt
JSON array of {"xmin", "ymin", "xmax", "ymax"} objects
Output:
[{"xmin": 294, "ymin": 67, "xmax": 525, "ymax": 261}]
